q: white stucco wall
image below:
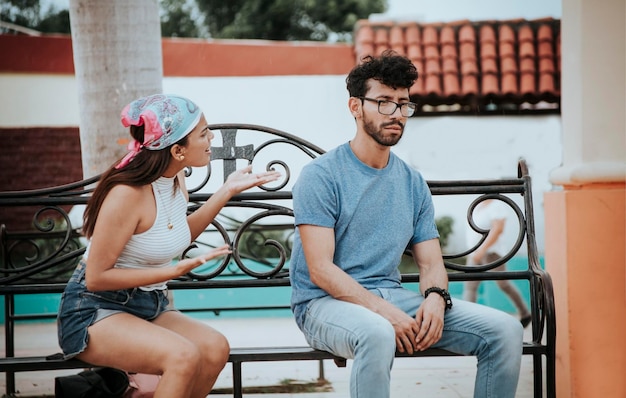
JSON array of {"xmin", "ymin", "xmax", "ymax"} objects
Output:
[
  {"xmin": 0, "ymin": 74, "xmax": 80, "ymax": 127},
  {"xmin": 397, "ymin": 115, "xmax": 562, "ymax": 256}
]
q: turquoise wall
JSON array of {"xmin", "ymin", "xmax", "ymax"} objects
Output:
[{"xmin": 0, "ymin": 257, "xmax": 542, "ymax": 323}]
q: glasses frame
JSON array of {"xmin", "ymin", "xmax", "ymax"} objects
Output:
[{"xmin": 359, "ymin": 97, "xmax": 417, "ymax": 117}]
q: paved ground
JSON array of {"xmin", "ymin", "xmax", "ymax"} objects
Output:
[{"xmin": 1, "ymin": 317, "xmax": 541, "ymax": 397}]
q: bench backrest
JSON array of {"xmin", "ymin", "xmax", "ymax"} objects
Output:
[{"xmin": 0, "ymin": 122, "xmax": 541, "ymax": 295}]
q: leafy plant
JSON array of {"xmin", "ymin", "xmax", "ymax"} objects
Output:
[{"xmin": 435, "ymin": 215, "xmax": 454, "ymax": 250}]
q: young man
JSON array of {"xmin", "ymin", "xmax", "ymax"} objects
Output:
[{"xmin": 289, "ymin": 51, "xmax": 524, "ymax": 398}]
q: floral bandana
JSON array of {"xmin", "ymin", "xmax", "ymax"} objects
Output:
[{"xmin": 115, "ymin": 94, "xmax": 201, "ymax": 169}]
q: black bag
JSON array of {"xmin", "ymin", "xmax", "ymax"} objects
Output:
[{"xmin": 55, "ymin": 367, "xmax": 129, "ymax": 398}]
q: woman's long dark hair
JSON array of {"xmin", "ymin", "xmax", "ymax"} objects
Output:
[{"xmin": 82, "ymin": 125, "xmax": 188, "ymax": 238}]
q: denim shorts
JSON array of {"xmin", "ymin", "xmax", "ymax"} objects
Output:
[{"xmin": 57, "ymin": 260, "xmax": 173, "ymax": 359}]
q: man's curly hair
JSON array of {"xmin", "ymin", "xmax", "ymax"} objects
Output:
[{"xmin": 346, "ymin": 50, "xmax": 418, "ymax": 98}]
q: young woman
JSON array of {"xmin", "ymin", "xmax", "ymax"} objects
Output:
[{"xmin": 57, "ymin": 94, "xmax": 280, "ymax": 397}]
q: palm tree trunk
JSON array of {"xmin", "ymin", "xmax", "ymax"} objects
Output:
[{"xmin": 69, "ymin": 0, "xmax": 163, "ymax": 178}]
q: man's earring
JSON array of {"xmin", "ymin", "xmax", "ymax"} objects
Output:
[{"xmin": 179, "ymin": 155, "xmax": 185, "ymax": 161}]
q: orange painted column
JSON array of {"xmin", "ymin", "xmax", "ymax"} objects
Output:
[
  {"xmin": 546, "ymin": 0, "xmax": 626, "ymax": 396},
  {"xmin": 545, "ymin": 184, "xmax": 625, "ymax": 397}
]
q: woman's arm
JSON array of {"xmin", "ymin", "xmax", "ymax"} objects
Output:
[{"xmin": 84, "ymin": 183, "xmax": 231, "ymax": 291}]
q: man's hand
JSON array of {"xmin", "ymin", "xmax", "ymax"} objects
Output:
[
  {"xmin": 379, "ymin": 303, "xmax": 422, "ymax": 355},
  {"xmin": 413, "ymin": 294, "xmax": 445, "ymax": 351}
]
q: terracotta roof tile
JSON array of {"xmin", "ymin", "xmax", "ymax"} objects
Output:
[
  {"xmin": 481, "ymin": 57, "xmax": 499, "ymax": 74},
  {"xmin": 459, "ymin": 42, "xmax": 477, "ymax": 60},
  {"xmin": 355, "ymin": 42, "xmax": 374, "ymax": 62},
  {"xmin": 461, "ymin": 59, "xmax": 479, "ymax": 75},
  {"xmin": 407, "ymin": 43, "xmax": 423, "ymax": 60},
  {"xmin": 443, "ymin": 73, "xmax": 460, "ymax": 96},
  {"xmin": 461, "ymin": 74, "xmax": 479, "ymax": 95},
  {"xmin": 479, "ymin": 25, "xmax": 497, "ymax": 43},
  {"xmin": 391, "ymin": 44, "xmax": 405, "ymax": 56},
  {"xmin": 405, "ymin": 25, "xmax": 421, "ymax": 44},
  {"xmin": 425, "ymin": 74, "xmax": 442, "ymax": 94},
  {"xmin": 482, "ymin": 73, "xmax": 499, "ymax": 95},
  {"xmin": 389, "ymin": 26, "xmax": 404, "ymax": 45},
  {"xmin": 539, "ymin": 57, "xmax": 555, "ymax": 73},
  {"xmin": 441, "ymin": 43, "xmax": 457, "ymax": 58},
  {"xmin": 356, "ymin": 24, "xmax": 373, "ymax": 41},
  {"xmin": 520, "ymin": 72, "xmax": 536, "ymax": 95},
  {"xmin": 538, "ymin": 41, "xmax": 553, "ymax": 58},
  {"xmin": 442, "ymin": 58, "xmax": 458, "ymax": 74},
  {"xmin": 499, "ymin": 25, "xmax": 516, "ymax": 42},
  {"xmin": 501, "ymin": 56, "xmax": 517, "ymax": 73},
  {"xmin": 423, "ymin": 26, "xmax": 439, "ymax": 46},
  {"xmin": 538, "ymin": 24, "xmax": 553, "ymax": 41},
  {"xmin": 499, "ymin": 41, "xmax": 516, "ymax": 57},
  {"xmin": 374, "ymin": 27, "xmax": 389, "ymax": 45},
  {"xmin": 520, "ymin": 58, "xmax": 535, "ymax": 73},
  {"xmin": 425, "ymin": 58, "xmax": 441, "ymax": 75},
  {"xmin": 480, "ymin": 42, "xmax": 497, "ymax": 59},
  {"xmin": 424, "ymin": 44, "xmax": 440, "ymax": 59},
  {"xmin": 459, "ymin": 24, "xmax": 476, "ymax": 43},
  {"xmin": 518, "ymin": 24, "xmax": 534, "ymax": 42},
  {"xmin": 519, "ymin": 41, "xmax": 535, "ymax": 58},
  {"xmin": 440, "ymin": 26, "xmax": 456, "ymax": 45},
  {"xmin": 353, "ymin": 17, "xmax": 561, "ymax": 113},
  {"xmin": 539, "ymin": 73, "xmax": 556, "ymax": 94},
  {"xmin": 501, "ymin": 72, "xmax": 518, "ymax": 95}
]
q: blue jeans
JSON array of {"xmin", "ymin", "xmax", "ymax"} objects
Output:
[
  {"xmin": 57, "ymin": 261, "xmax": 173, "ymax": 359},
  {"xmin": 301, "ymin": 287, "xmax": 523, "ymax": 398}
]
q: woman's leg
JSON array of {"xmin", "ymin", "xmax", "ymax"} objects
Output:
[
  {"xmin": 464, "ymin": 280, "xmax": 481, "ymax": 302},
  {"xmin": 153, "ymin": 311, "xmax": 230, "ymax": 398},
  {"xmin": 485, "ymin": 255, "xmax": 531, "ymax": 320},
  {"xmin": 77, "ymin": 312, "xmax": 227, "ymax": 398},
  {"xmin": 496, "ymin": 278, "xmax": 531, "ymax": 318},
  {"xmin": 463, "ymin": 257, "xmax": 481, "ymax": 302}
]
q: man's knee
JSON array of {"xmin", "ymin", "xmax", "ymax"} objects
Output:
[{"xmin": 353, "ymin": 318, "xmax": 396, "ymax": 353}]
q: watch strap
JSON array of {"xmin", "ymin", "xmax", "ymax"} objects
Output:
[{"xmin": 424, "ymin": 286, "xmax": 453, "ymax": 310}]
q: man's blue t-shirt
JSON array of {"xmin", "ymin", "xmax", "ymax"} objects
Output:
[{"xmin": 289, "ymin": 142, "xmax": 439, "ymax": 329}]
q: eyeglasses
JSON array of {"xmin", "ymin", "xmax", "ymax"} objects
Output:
[{"xmin": 359, "ymin": 97, "xmax": 417, "ymax": 117}]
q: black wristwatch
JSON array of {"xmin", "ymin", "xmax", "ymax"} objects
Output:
[{"xmin": 424, "ymin": 287, "xmax": 453, "ymax": 310}]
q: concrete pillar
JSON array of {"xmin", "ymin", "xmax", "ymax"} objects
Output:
[{"xmin": 546, "ymin": 0, "xmax": 625, "ymax": 396}]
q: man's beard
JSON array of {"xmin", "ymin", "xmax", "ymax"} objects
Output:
[{"xmin": 363, "ymin": 117, "xmax": 404, "ymax": 147}]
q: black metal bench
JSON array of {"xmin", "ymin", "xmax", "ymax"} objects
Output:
[{"xmin": 0, "ymin": 124, "xmax": 555, "ymax": 397}]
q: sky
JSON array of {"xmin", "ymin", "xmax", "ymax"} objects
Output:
[
  {"xmin": 383, "ymin": 0, "xmax": 561, "ymax": 22},
  {"xmin": 43, "ymin": 0, "xmax": 562, "ymax": 22}
]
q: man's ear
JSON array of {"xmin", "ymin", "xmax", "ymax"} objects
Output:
[{"xmin": 348, "ymin": 97, "xmax": 362, "ymax": 118}]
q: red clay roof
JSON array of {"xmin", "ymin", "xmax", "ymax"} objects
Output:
[{"xmin": 354, "ymin": 18, "xmax": 561, "ymax": 114}]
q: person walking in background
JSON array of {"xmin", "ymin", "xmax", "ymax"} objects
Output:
[
  {"xmin": 464, "ymin": 198, "xmax": 532, "ymax": 328},
  {"xmin": 289, "ymin": 51, "xmax": 524, "ymax": 398},
  {"xmin": 57, "ymin": 94, "xmax": 280, "ymax": 398}
]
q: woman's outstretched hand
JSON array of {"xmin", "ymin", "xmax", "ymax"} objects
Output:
[
  {"xmin": 175, "ymin": 244, "xmax": 232, "ymax": 276},
  {"xmin": 225, "ymin": 165, "xmax": 281, "ymax": 195}
]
